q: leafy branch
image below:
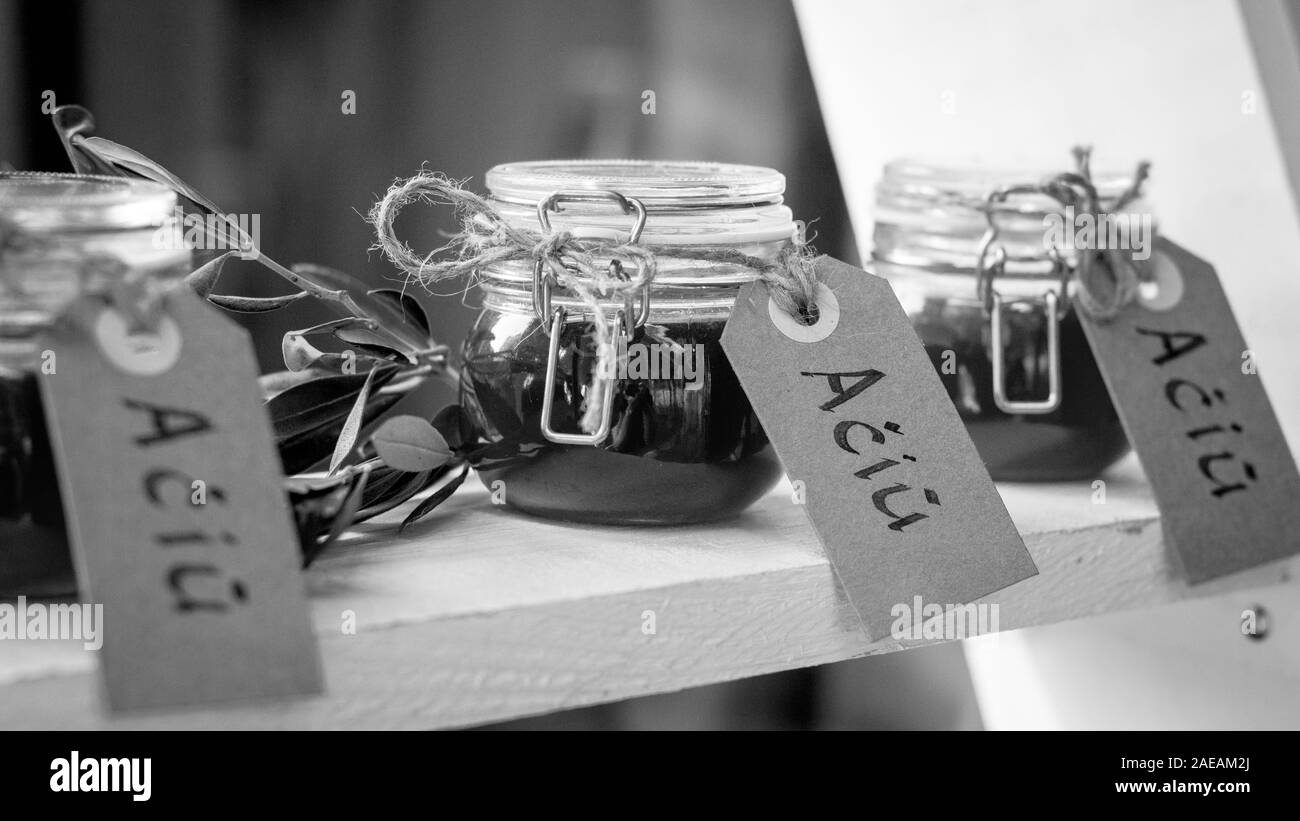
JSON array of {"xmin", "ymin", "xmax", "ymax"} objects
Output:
[{"xmin": 49, "ymin": 105, "xmax": 487, "ymax": 564}]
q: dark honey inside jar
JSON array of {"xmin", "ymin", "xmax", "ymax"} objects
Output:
[
  {"xmin": 459, "ymin": 160, "xmax": 796, "ymax": 524},
  {"xmin": 870, "ymin": 161, "xmax": 1147, "ymax": 481}
]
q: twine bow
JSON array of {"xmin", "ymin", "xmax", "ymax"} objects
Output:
[
  {"xmin": 1043, "ymin": 147, "xmax": 1152, "ymax": 322},
  {"xmin": 369, "ymin": 171, "xmax": 820, "ymax": 434}
]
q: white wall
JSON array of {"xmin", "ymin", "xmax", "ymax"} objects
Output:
[
  {"xmin": 796, "ymin": 0, "xmax": 1300, "ymax": 729},
  {"xmin": 796, "ymin": 0, "xmax": 1300, "ymax": 446}
]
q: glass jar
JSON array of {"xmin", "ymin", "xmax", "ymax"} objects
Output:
[
  {"xmin": 870, "ymin": 160, "xmax": 1149, "ymax": 482},
  {"xmin": 0, "ymin": 172, "xmax": 189, "ymax": 576},
  {"xmin": 459, "ymin": 160, "xmax": 796, "ymax": 524}
]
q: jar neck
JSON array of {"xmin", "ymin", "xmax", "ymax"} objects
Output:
[
  {"xmin": 0, "ymin": 226, "xmax": 191, "ymax": 340},
  {"xmin": 874, "ymin": 259, "xmax": 1092, "ymax": 305},
  {"xmin": 477, "ymin": 160, "xmax": 799, "ymax": 321},
  {"xmin": 483, "ymin": 211, "xmax": 795, "ymax": 320},
  {"xmin": 479, "ymin": 278, "xmax": 747, "ymax": 323},
  {"xmin": 871, "ymin": 160, "xmax": 1154, "ymax": 279}
]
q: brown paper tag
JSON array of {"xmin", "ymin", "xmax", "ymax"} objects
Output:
[
  {"xmin": 722, "ymin": 257, "xmax": 1037, "ymax": 640},
  {"xmin": 1079, "ymin": 238, "xmax": 1300, "ymax": 582},
  {"xmin": 38, "ymin": 288, "xmax": 323, "ymax": 712}
]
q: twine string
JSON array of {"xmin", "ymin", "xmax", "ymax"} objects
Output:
[
  {"xmin": 1042, "ymin": 147, "xmax": 1152, "ymax": 322},
  {"xmin": 369, "ymin": 171, "xmax": 820, "ymax": 434}
]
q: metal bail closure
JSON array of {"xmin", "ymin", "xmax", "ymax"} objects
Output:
[
  {"xmin": 540, "ymin": 307, "xmax": 626, "ymax": 446},
  {"xmin": 990, "ymin": 290, "xmax": 1062, "ymax": 415},
  {"xmin": 532, "ymin": 189, "xmax": 649, "ymax": 328},
  {"xmin": 975, "ymin": 185, "xmax": 1067, "ymax": 416},
  {"xmin": 531, "ymin": 189, "xmax": 648, "ymax": 445}
]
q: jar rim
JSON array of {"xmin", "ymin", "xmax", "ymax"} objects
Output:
[
  {"xmin": 876, "ymin": 158, "xmax": 1141, "ymax": 215},
  {"xmin": 485, "ymin": 159, "xmax": 786, "ymax": 209},
  {"xmin": 0, "ymin": 171, "xmax": 177, "ymax": 232}
]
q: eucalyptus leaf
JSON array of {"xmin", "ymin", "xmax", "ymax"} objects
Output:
[
  {"xmin": 370, "ymin": 415, "xmax": 454, "ymax": 472},
  {"xmin": 332, "ymin": 326, "xmax": 413, "ymax": 363},
  {"xmin": 286, "ymin": 467, "xmax": 365, "ymax": 566},
  {"xmin": 317, "ymin": 463, "xmax": 373, "ymax": 560},
  {"xmin": 71, "ymin": 132, "xmax": 227, "ymax": 216},
  {"xmin": 290, "ymin": 316, "xmax": 382, "ymax": 337},
  {"xmin": 283, "ymin": 468, "xmax": 360, "ymax": 496},
  {"xmin": 288, "ymin": 266, "xmax": 431, "ymax": 356},
  {"xmin": 400, "ymin": 464, "xmax": 470, "ymax": 532},
  {"xmin": 262, "ymin": 366, "xmax": 360, "ymax": 401},
  {"xmin": 332, "ymin": 290, "xmax": 430, "ymax": 364},
  {"xmin": 261, "ymin": 369, "xmax": 323, "ymax": 400},
  {"xmin": 290, "ymin": 262, "xmax": 372, "ymax": 295},
  {"xmin": 355, "ymin": 465, "xmax": 418, "ymax": 510},
  {"xmin": 316, "ymin": 352, "xmax": 393, "ymax": 375},
  {"xmin": 277, "ymin": 387, "xmax": 405, "ymax": 476},
  {"xmin": 327, "ymin": 332, "xmax": 408, "ymax": 362},
  {"xmin": 354, "ymin": 467, "xmax": 440, "ymax": 521},
  {"xmin": 282, "ymin": 332, "xmax": 328, "ymax": 373},
  {"xmin": 328, "ymin": 368, "xmax": 378, "ymax": 475},
  {"xmin": 366, "ymin": 288, "xmax": 432, "ymax": 338},
  {"xmin": 185, "ymin": 249, "xmax": 241, "ymax": 297},
  {"xmin": 209, "ymin": 291, "xmax": 310, "ymax": 313},
  {"xmin": 432, "ymin": 404, "xmax": 477, "ymax": 454},
  {"xmin": 267, "ymin": 366, "xmax": 399, "ymax": 442},
  {"xmin": 51, "ymin": 106, "xmax": 119, "ymax": 176},
  {"xmin": 282, "ymin": 317, "xmax": 379, "ymax": 372}
]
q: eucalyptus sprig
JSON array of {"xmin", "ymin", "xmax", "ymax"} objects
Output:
[{"xmin": 49, "ymin": 105, "xmax": 483, "ymax": 564}]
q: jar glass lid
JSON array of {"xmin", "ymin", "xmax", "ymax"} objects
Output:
[
  {"xmin": 0, "ymin": 172, "xmax": 177, "ymax": 232},
  {"xmin": 485, "ymin": 159, "xmax": 786, "ymax": 208}
]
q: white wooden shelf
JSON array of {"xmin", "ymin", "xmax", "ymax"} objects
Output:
[{"xmin": 0, "ymin": 454, "xmax": 1294, "ymax": 729}]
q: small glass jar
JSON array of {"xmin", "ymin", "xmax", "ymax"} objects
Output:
[
  {"xmin": 870, "ymin": 160, "xmax": 1149, "ymax": 482},
  {"xmin": 0, "ymin": 172, "xmax": 189, "ymax": 570},
  {"xmin": 459, "ymin": 160, "xmax": 796, "ymax": 524}
]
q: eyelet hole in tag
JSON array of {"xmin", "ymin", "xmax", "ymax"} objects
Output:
[
  {"xmin": 1136, "ymin": 249, "xmax": 1184, "ymax": 312},
  {"xmin": 92, "ymin": 306, "xmax": 183, "ymax": 376},
  {"xmin": 768, "ymin": 282, "xmax": 839, "ymax": 343}
]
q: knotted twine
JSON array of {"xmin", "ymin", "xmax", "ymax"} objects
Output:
[
  {"xmin": 1042, "ymin": 147, "xmax": 1152, "ymax": 322},
  {"xmin": 369, "ymin": 171, "xmax": 821, "ymax": 434}
]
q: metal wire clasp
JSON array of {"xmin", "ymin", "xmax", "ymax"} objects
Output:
[
  {"xmin": 975, "ymin": 185, "xmax": 1070, "ymax": 416},
  {"xmin": 531, "ymin": 190, "xmax": 649, "ymax": 329},
  {"xmin": 533, "ymin": 190, "xmax": 648, "ymax": 445},
  {"xmin": 539, "ymin": 307, "xmax": 627, "ymax": 446}
]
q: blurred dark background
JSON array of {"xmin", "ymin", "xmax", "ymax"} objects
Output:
[
  {"xmin": 0, "ymin": 0, "xmax": 981, "ymax": 729},
  {"xmin": 1, "ymin": 0, "xmax": 857, "ymax": 370}
]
